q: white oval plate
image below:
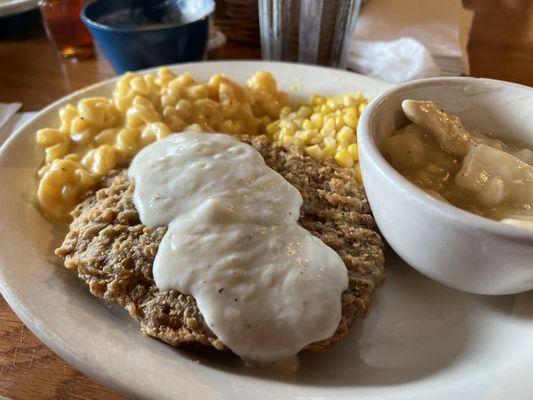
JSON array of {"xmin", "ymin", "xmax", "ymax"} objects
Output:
[{"xmin": 0, "ymin": 61, "xmax": 532, "ymax": 400}]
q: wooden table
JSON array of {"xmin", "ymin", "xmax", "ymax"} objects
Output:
[{"xmin": 0, "ymin": 0, "xmax": 532, "ymax": 398}]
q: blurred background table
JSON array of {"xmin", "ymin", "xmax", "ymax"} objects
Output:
[{"xmin": 0, "ymin": 0, "xmax": 532, "ymax": 398}]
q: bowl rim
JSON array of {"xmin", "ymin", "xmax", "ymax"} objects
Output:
[
  {"xmin": 81, "ymin": 0, "xmax": 211, "ymax": 33},
  {"xmin": 358, "ymin": 76, "xmax": 533, "ymax": 241}
]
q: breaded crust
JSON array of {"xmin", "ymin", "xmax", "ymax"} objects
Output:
[{"xmin": 56, "ymin": 136, "xmax": 386, "ymax": 353}]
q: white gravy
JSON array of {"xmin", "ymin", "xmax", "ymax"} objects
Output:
[{"xmin": 129, "ymin": 132, "xmax": 348, "ymax": 363}]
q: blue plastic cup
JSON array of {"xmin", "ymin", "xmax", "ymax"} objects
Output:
[{"xmin": 81, "ymin": 0, "xmax": 212, "ymax": 73}]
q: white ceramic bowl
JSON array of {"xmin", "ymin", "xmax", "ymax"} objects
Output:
[{"xmin": 357, "ymin": 77, "xmax": 533, "ymax": 295}]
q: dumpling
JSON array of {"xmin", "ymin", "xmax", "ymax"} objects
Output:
[
  {"xmin": 401, "ymin": 100, "xmax": 530, "ymax": 164},
  {"xmin": 455, "ymin": 144, "xmax": 533, "ymax": 206}
]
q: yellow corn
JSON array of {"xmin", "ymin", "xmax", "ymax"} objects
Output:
[
  {"xmin": 348, "ymin": 143, "xmax": 359, "ymax": 161},
  {"xmin": 335, "ymin": 148, "xmax": 354, "ymax": 168},
  {"xmin": 300, "ymin": 120, "xmax": 312, "ymax": 130},
  {"xmin": 297, "ymin": 106, "xmax": 313, "ymax": 117},
  {"xmin": 266, "ymin": 121, "xmax": 280, "ymax": 135},
  {"xmin": 323, "ymin": 137, "xmax": 337, "ymax": 156},
  {"xmin": 342, "ymin": 108, "xmax": 358, "ymax": 128},
  {"xmin": 310, "ymin": 113, "xmax": 324, "ymax": 129},
  {"xmin": 280, "ymin": 106, "xmax": 291, "ymax": 119},
  {"xmin": 310, "ymin": 95, "xmax": 325, "ymax": 106},
  {"xmin": 354, "ymin": 163, "xmax": 362, "ymax": 182},
  {"xmin": 295, "ymin": 130, "xmax": 312, "ymax": 143},
  {"xmin": 305, "ymin": 144, "xmax": 325, "ymax": 159},
  {"xmin": 337, "ymin": 126, "xmax": 355, "ymax": 148},
  {"xmin": 281, "ymin": 125, "xmax": 295, "ymax": 137},
  {"xmin": 267, "ymin": 92, "xmax": 368, "ymax": 182}
]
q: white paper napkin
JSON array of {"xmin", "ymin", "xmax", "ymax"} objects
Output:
[
  {"xmin": 0, "ymin": 104, "xmax": 37, "ymax": 148},
  {"xmin": 0, "ymin": 103, "xmax": 21, "ymax": 132},
  {"xmin": 349, "ymin": 37, "xmax": 440, "ymax": 83},
  {"xmin": 348, "ymin": 0, "xmax": 474, "ymax": 83}
]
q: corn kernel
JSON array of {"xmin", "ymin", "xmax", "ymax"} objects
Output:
[
  {"xmin": 292, "ymin": 117, "xmax": 304, "ymax": 126},
  {"xmin": 321, "ymin": 118, "xmax": 335, "ymax": 134},
  {"xmin": 337, "ymin": 126, "xmax": 355, "ymax": 147},
  {"xmin": 302, "ymin": 120, "xmax": 314, "ymax": 130},
  {"xmin": 343, "ymin": 109, "xmax": 358, "ymax": 128},
  {"xmin": 305, "ymin": 145, "xmax": 325, "ymax": 160},
  {"xmin": 320, "ymin": 104, "xmax": 331, "ymax": 113},
  {"xmin": 342, "ymin": 94, "xmax": 356, "ymax": 107},
  {"xmin": 354, "ymin": 163, "xmax": 362, "ymax": 182},
  {"xmin": 293, "ymin": 137, "xmax": 304, "ymax": 146},
  {"xmin": 295, "ymin": 130, "xmax": 311, "ymax": 143},
  {"xmin": 353, "ymin": 92, "xmax": 364, "ymax": 103},
  {"xmin": 310, "ymin": 113, "xmax": 324, "ymax": 129},
  {"xmin": 309, "ymin": 135, "xmax": 323, "ymax": 145},
  {"xmin": 348, "ymin": 143, "xmax": 359, "ymax": 161},
  {"xmin": 335, "ymin": 148, "xmax": 354, "ymax": 168},
  {"xmin": 323, "ymin": 137, "xmax": 337, "ymax": 156},
  {"xmin": 311, "ymin": 95, "xmax": 325, "ymax": 107},
  {"xmin": 266, "ymin": 121, "xmax": 280, "ymax": 135},
  {"xmin": 282, "ymin": 119, "xmax": 296, "ymax": 130},
  {"xmin": 281, "ymin": 135, "xmax": 295, "ymax": 145},
  {"xmin": 335, "ymin": 114, "xmax": 344, "ymax": 128},
  {"xmin": 280, "ymin": 106, "xmax": 291, "ymax": 118},
  {"xmin": 326, "ymin": 98, "xmax": 338, "ymax": 110},
  {"xmin": 281, "ymin": 126, "xmax": 295, "ymax": 137},
  {"xmin": 297, "ymin": 106, "xmax": 313, "ymax": 118}
]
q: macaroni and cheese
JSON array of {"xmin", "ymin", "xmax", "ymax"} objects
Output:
[{"xmin": 36, "ymin": 68, "xmax": 288, "ymax": 221}]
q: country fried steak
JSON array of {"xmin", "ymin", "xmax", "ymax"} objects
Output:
[{"xmin": 56, "ymin": 135, "xmax": 386, "ymax": 352}]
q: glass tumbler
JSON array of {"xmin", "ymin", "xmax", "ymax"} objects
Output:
[
  {"xmin": 39, "ymin": 0, "xmax": 95, "ymax": 60},
  {"xmin": 258, "ymin": 0, "xmax": 361, "ymax": 68}
]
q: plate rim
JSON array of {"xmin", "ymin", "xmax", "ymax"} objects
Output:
[{"xmin": 0, "ymin": 0, "xmax": 38, "ymax": 18}]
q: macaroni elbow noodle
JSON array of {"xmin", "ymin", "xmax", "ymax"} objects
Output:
[
  {"xmin": 116, "ymin": 128, "xmax": 142, "ymax": 158},
  {"xmin": 140, "ymin": 122, "xmax": 170, "ymax": 146},
  {"xmin": 37, "ymin": 159, "xmax": 95, "ymax": 221},
  {"xmin": 35, "ymin": 67, "xmax": 365, "ymax": 221},
  {"xmin": 82, "ymin": 145, "xmax": 120, "ymax": 176},
  {"xmin": 77, "ymin": 97, "xmax": 119, "ymax": 129}
]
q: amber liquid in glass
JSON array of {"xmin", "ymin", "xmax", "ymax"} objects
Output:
[{"xmin": 39, "ymin": 0, "xmax": 94, "ymax": 60}]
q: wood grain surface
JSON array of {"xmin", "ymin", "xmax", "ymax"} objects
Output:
[
  {"xmin": 0, "ymin": 1, "xmax": 532, "ymax": 398},
  {"xmin": 465, "ymin": 0, "xmax": 533, "ymax": 86},
  {"xmin": 0, "ymin": 297, "xmax": 123, "ymax": 400}
]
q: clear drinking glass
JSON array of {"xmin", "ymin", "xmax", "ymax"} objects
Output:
[
  {"xmin": 39, "ymin": 0, "xmax": 95, "ymax": 60},
  {"xmin": 258, "ymin": 0, "xmax": 361, "ymax": 68}
]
